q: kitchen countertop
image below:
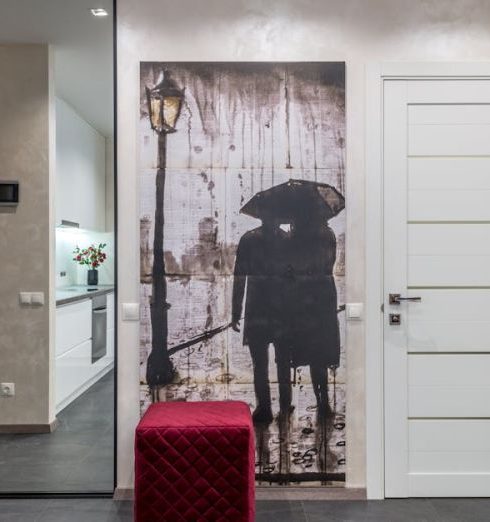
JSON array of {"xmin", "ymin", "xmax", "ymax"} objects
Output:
[{"xmin": 56, "ymin": 285, "xmax": 115, "ymax": 306}]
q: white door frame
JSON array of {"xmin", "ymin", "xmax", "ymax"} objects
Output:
[{"xmin": 365, "ymin": 62, "xmax": 490, "ymax": 500}]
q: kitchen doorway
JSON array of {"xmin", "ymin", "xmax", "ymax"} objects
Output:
[{"xmin": 0, "ymin": 0, "xmax": 116, "ymax": 496}]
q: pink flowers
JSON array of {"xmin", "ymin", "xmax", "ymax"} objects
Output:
[{"xmin": 73, "ymin": 243, "xmax": 107, "ymax": 269}]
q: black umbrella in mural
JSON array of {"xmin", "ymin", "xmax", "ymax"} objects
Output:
[{"xmin": 240, "ymin": 179, "xmax": 345, "ymax": 222}]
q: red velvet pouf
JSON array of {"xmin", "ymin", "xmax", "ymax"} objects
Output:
[{"xmin": 134, "ymin": 401, "xmax": 255, "ymax": 522}]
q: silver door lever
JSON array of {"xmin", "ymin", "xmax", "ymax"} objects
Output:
[{"xmin": 389, "ymin": 293, "xmax": 422, "ymax": 305}]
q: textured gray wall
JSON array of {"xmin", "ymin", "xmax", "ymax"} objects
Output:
[{"xmin": 0, "ymin": 45, "xmax": 52, "ymax": 426}]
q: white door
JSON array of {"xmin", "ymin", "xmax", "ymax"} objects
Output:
[{"xmin": 384, "ymin": 79, "xmax": 490, "ymax": 497}]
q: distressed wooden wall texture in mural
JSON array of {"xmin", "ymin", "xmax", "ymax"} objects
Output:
[{"xmin": 139, "ymin": 62, "xmax": 346, "ymax": 485}]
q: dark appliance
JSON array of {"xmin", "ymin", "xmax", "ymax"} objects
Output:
[{"xmin": 0, "ymin": 181, "xmax": 19, "ymax": 206}]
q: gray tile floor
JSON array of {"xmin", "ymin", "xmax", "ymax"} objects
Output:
[
  {"xmin": 1, "ymin": 374, "xmax": 489, "ymax": 520},
  {"xmin": 0, "ymin": 371, "xmax": 114, "ymax": 493},
  {"xmin": 0, "ymin": 498, "xmax": 489, "ymax": 521}
]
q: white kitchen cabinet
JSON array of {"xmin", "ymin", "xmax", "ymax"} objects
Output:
[
  {"xmin": 55, "ymin": 291, "xmax": 114, "ymax": 413},
  {"xmin": 56, "ymin": 97, "xmax": 106, "ymax": 231},
  {"xmin": 55, "ymin": 299, "xmax": 92, "ymax": 356},
  {"xmin": 55, "ymin": 339, "xmax": 93, "ymax": 411}
]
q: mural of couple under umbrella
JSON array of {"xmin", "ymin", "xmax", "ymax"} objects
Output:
[
  {"xmin": 232, "ymin": 180, "xmax": 344, "ymax": 425},
  {"xmin": 139, "ymin": 62, "xmax": 346, "ymax": 485}
]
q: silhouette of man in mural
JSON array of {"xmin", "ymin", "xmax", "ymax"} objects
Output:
[
  {"xmin": 232, "ymin": 215, "xmax": 292, "ymax": 424},
  {"xmin": 284, "ymin": 213, "xmax": 340, "ymax": 417}
]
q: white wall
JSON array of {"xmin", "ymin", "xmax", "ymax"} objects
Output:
[
  {"xmin": 56, "ymin": 97, "xmax": 106, "ymax": 232},
  {"xmin": 55, "ymin": 229, "xmax": 114, "ymax": 287},
  {"xmin": 117, "ymin": 0, "xmax": 490, "ymax": 491},
  {"xmin": 55, "ymin": 98, "xmax": 114, "ymax": 289}
]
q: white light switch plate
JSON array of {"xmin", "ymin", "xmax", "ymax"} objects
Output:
[
  {"xmin": 19, "ymin": 292, "xmax": 32, "ymax": 305},
  {"xmin": 122, "ymin": 303, "xmax": 140, "ymax": 321},
  {"xmin": 31, "ymin": 292, "xmax": 45, "ymax": 305},
  {"xmin": 346, "ymin": 302, "xmax": 363, "ymax": 320}
]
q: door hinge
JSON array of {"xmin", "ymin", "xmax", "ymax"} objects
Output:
[{"xmin": 380, "ymin": 303, "xmax": 384, "ymax": 313}]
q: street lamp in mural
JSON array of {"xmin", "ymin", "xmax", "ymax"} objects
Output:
[{"xmin": 145, "ymin": 70, "xmax": 184, "ymax": 401}]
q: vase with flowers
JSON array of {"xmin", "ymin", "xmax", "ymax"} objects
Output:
[{"xmin": 73, "ymin": 243, "xmax": 107, "ymax": 286}]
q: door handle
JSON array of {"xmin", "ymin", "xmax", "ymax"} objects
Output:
[{"xmin": 389, "ymin": 293, "xmax": 422, "ymax": 305}]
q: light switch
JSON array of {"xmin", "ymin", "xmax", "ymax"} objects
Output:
[
  {"xmin": 31, "ymin": 292, "xmax": 45, "ymax": 306},
  {"xmin": 122, "ymin": 302, "xmax": 140, "ymax": 321},
  {"xmin": 346, "ymin": 302, "xmax": 363, "ymax": 320},
  {"xmin": 19, "ymin": 292, "xmax": 32, "ymax": 305}
]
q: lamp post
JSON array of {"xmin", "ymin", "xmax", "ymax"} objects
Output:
[{"xmin": 145, "ymin": 70, "xmax": 184, "ymax": 401}]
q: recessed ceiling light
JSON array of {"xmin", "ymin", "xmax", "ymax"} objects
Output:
[{"xmin": 90, "ymin": 8, "xmax": 109, "ymax": 17}]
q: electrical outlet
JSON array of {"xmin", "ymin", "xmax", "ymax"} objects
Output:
[{"xmin": 0, "ymin": 383, "xmax": 15, "ymax": 397}]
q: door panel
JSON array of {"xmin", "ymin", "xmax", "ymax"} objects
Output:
[
  {"xmin": 408, "ymin": 319, "xmax": 490, "ymax": 351},
  {"xmin": 408, "ymin": 223, "xmax": 490, "ymax": 285},
  {"xmin": 409, "ymin": 354, "xmax": 490, "ymax": 385},
  {"xmin": 409, "ymin": 386, "xmax": 490, "ymax": 417},
  {"xmin": 409, "ymin": 157, "xmax": 490, "ymax": 191},
  {"xmin": 409, "ymin": 354, "xmax": 490, "ymax": 417},
  {"xmin": 407, "ymin": 79, "xmax": 490, "ymax": 103},
  {"xmin": 409, "ymin": 225, "xmax": 490, "ymax": 255},
  {"xmin": 407, "ymin": 289, "xmax": 490, "ymax": 321},
  {"xmin": 409, "ymin": 104, "xmax": 490, "ymax": 125},
  {"xmin": 408, "ymin": 255, "xmax": 490, "ymax": 286},
  {"xmin": 409, "ymin": 124, "xmax": 490, "ymax": 156},
  {"xmin": 410, "ymin": 420, "xmax": 490, "ymax": 473},
  {"xmin": 384, "ymin": 80, "xmax": 410, "ymax": 496},
  {"xmin": 407, "ymin": 289, "xmax": 490, "ymax": 352},
  {"xmin": 409, "ymin": 190, "xmax": 490, "ymax": 221},
  {"xmin": 384, "ymin": 78, "xmax": 490, "ymax": 497},
  {"xmin": 408, "ymin": 473, "xmax": 490, "ymax": 497}
]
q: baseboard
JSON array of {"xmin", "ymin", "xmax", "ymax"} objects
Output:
[
  {"xmin": 0, "ymin": 418, "xmax": 58, "ymax": 434},
  {"xmin": 113, "ymin": 488, "xmax": 134, "ymax": 500},
  {"xmin": 256, "ymin": 487, "xmax": 367, "ymax": 500},
  {"xmin": 113, "ymin": 487, "xmax": 367, "ymax": 502}
]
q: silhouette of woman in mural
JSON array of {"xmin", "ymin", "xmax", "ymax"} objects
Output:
[
  {"xmin": 285, "ymin": 213, "xmax": 340, "ymax": 417},
  {"xmin": 231, "ymin": 214, "xmax": 292, "ymax": 425}
]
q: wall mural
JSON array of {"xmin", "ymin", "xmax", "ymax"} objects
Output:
[{"xmin": 139, "ymin": 62, "xmax": 346, "ymax": 485}]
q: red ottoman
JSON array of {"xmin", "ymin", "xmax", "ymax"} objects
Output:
[{"xmin": 135, "ymin": 401, "xmax": 255, "ymax": 522}]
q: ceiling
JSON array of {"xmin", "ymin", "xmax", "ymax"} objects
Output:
[{"xmin": 0, "ymin": 0, "xmax": 113, "ymax": 137}]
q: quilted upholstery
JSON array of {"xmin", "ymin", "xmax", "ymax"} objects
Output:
[{"xmin": 135, "ymin": 401, "xmax": 255, "ymax": 522}]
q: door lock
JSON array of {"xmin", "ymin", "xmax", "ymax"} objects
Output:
[{"xmin": 389, "ymin": 313, "xmax": 401, "ymax": 325}]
